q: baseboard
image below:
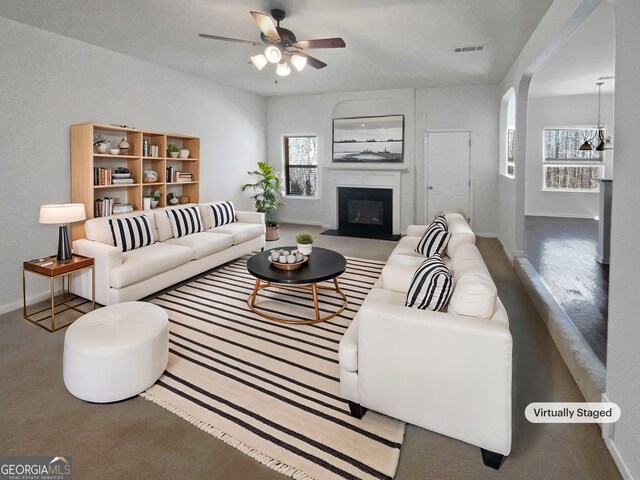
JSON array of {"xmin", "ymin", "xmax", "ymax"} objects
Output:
[
  {"xmin": 605, "ymin": 437, "xmax": 635, "ymax": 480},
  {"xmin": 0, "ymin": 288, "xmax": 62, "ymax": 316},
  {"xmin": 276, "ymin": 218, "xmax": 326, "ymax": 227},
  {"xmin": 525, "ymin": 212, "xmax": 597, "ymax": 219},
  {"xmin": 496, "ymin": 235, "xmax": 514, "ymax": 262}
]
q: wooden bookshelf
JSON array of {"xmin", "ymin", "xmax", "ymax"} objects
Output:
[{"xmin": 70, "ymin": 122, "xmax": 200, "ymax": 240}]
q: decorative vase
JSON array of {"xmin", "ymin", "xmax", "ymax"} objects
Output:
[
  {"xmin": 265, "ymin": 225, "xmax": 279, "ymax": 241},
  {"xmin": 96, "ymin": 142, "xmax": 108, "ymax": 154},
  {"xmin": 179, "ymin": 148, "xmax": 190, "ymax": 159},
  {"xmin": 118, "ymin": 137, "xmax": 129, "ymax": 155},
  {"xmin": 143, "ymin": 197, "xmax": 151, "ymax": 211},
  {"xmin": 170, "ymin": 151, "xmax": 179, "ymax": 158},
  {"xmin": 151, "ymin": 200, "xmax": 159, "ymax": 208},
  {"xmin": 297, "ymin": 243, "xmax": 312, "ymax": 255}
]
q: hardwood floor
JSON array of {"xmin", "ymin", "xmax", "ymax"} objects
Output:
[{"xmin": 525, "ymin": 216, "xmax": 609, "ymax": 364}]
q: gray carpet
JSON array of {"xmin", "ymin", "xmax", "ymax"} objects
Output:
[{"xmin": 0, "ymin": 224, "xmax": 620, "ymax": 479}]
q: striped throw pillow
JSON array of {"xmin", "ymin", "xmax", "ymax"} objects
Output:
[
  {"xmin": 415, "ymin": 223, "xmax": 451, "ymax": 257},
  {"xmin": 166, "ymin": 206, "xmax": 204, "ymax": 238},
  {"xmin": 432, "ymin": 212, "xmax": 447, "ymax": 230},
  {"xmin": 405, "ymin": 254, "xmax": 453, "ymax": 311},
  {"xmin": 209, "ymin": 201, "xmax": 236, "ymax": 228},
  {"xmin": 109, "ymin": 215, "xmax": 155, "ymax": 252}
]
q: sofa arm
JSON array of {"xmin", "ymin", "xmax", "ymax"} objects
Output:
[
  {"xmin": 71, "ymin": 239, "xmax": 122, "ymax": 305},
  {"xmin": 236, "ymin": 211, "xmax": 265, "ymax": 225},
  {"xmin": 406, "ymin": 225, "xmax": 428, "ymax": 238},
  {"xmin": 357, "ymin": 300, "xmax": 512, "ymax": 455}
]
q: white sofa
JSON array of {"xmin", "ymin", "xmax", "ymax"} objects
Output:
[
  {"xmin": 339, "ymin": 214, "xmax": 512, "ymax": 469},
  {"xmin": 71, "ymin": 203, "xmax": 265, "ymax": 306}
]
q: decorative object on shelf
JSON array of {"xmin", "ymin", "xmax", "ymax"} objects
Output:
[
  {"xmin": 198, "ymin": 9, "xmax": 346, "ymax": 76},
  {"xmin": 143, "ymin": 197, "xmax": 151, "ymax": 211},
  {"xmin": 109, "ymin": 148, "xmax": 120, "ymax": 155},
  {"xmin": 168, "ymin": 144, "xmax": 180, "ymax": 158},
  {"xmin": 145, "ymin": 190, "xmax": 161, "ymax": 208},
  {"xmin": 179, "ymin": 195, "xmax": 190, "ymax": 204},
  {"xmin": 39, "ymin": 203, "xmax": 86, "ymax": 262},
  {"xmin": 242, "ymin": 161, "xmax": 283, "ymax": 241},
  {"xmin": 179, "ymin": 148, "xmax": 190, "ymax": 159},
  {"xmin": 143, "ymin": 139, "xmax": 149, "ymax": 157},
  {"xmin": 143, "ymin": 170, "xmax": 158, "ymax": 183},
  {"xmin": 167, "ymin": 192, "xmax": 179, "ymax": 205},
  {"xmin": 118, "ymin": 137, "xmax": 130, "ymax": 155},
  {"xmin": 93, "ymin": 135, "xmax": 109, "ymax": 153},
  {"xmin": 579, "ymin": 78, "xmax": 614, "ymax": 152},
  {"xmin": 296, "ymin": 231, "xmax": 314, "ymax": 255},
  {"xmin": 333, "ymin": 115, "xmax": 404, "ymax": 163}
]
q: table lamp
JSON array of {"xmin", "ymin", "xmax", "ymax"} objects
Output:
[{"xmin": 39, "ymin": 204, "xmax": 86, "ymax": 262}]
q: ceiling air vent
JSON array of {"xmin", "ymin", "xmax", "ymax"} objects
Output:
[{"xmin": 453, "ymin": 45, "xmax": 486, "ymax": 53}]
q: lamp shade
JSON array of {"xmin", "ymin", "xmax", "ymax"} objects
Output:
[
  {"xmin": 250, "ymin": 54, "xmax": 268, "ymax": 70},
  {"xmin": 290, "ymin": 54, "xmax": 307, "ymax": 71},
  {"xmin": 39, "ymin": 204, "xmax": 86, "ymax": 224},
  {"xmin": 276, "ymin": 61, "xmax": 291, "ymax": 77},
  {"xmin": 264, "ymin": 45, "xmax": 282, "ymax": 64}
]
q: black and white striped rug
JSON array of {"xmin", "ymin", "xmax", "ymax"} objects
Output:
[{"xmin": 142, "ymin": 255, "xmax": 406, "ymax": 480}]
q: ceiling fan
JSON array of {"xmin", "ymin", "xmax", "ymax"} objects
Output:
[{"xmin": 199, "ymin": 9, "xmax": 346, "ymax": 76}]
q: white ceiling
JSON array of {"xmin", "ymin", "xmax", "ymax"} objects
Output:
[
  {"xmin": 529, "ymin": 1, "xmax": 615, "ymax": 97},
  {"xmin": 0, "ymin": 0, "xmax": 555, "ymax": 96}
]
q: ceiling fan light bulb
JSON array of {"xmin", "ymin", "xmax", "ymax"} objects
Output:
[
  {"xmin": 250, "ymin": 54, "xmax": 268, "ymax": 70},
  {"xmin": 276, "ymin": 61, "xmax": 291, "ymax": 76},
  {"xmin": 290, "ymin": 54, "xmax": 307, "ymax": 71},
  {"xmin": 264, "ymin": 45, "xmax": 282, "ymax": 63}
]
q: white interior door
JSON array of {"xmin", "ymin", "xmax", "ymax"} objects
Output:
[{"xmin": 425, "ymin": 131, "xmax": 471, "ymax": 222}]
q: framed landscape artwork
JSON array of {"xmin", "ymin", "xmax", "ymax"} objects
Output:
[{"xmin": 332, "ymin": 115, "xmax": 404, "ymax": 163}]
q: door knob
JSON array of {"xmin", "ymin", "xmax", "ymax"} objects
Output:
[{"xmin": 428, "ymin": 186, "xmax": 433, "ymax": 190}]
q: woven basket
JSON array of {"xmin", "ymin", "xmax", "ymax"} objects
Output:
[{"xmin": 265, "ymin": 225, "xmax": 280, "ymax": 241}]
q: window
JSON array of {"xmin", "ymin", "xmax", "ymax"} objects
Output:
[
  {"xmin": 543, "ymin": 128, "xmax": 604, "ymax": 191},
  {"xmin": 283, "ymin": 136, "xmax": 318, "ymax": 197},
  {"xmin": 506, "ymin": 129, "xmax": 515, "ymax": 177}
]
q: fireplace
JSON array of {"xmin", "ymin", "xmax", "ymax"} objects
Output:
[{"xmin": 337, "ymin": 187, "xmax": 393, "ymax": 237}]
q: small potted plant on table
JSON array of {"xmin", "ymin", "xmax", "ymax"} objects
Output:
[
  {"xmin": 94, "ymin": 135, "xmax": 109, "ymax": 154},
  {"xmin": 296, "ymin": 232, "xmax": 314, "ymax": 255},
  {"xmin": 242, "ymin": 161, "xmax": 283, "ymax": 241},
  {"xmin": 167, "ymin": 144, "xmax": 180, "ymax": 158}
]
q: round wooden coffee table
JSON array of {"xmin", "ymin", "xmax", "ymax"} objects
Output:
[{"xmin": 246, "ymin": 247, "xmax": 348, "ymax": 324}]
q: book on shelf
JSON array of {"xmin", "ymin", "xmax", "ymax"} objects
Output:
[
  {"xmin": 150, "ymin": 145, "xmax": 159, "ymax": 158},
  {"xmin": 94, "ymin": 197, "xmax": 115, "ymax": 217},
  {"xmin": 112, "ymin": 178, "xmax": 135, "ymax": 184},
  {"xmin": 94, "ymin": 167, "xmax": 114, "ymax": 186},
  {"xmin": 166, "ymin": 166, "xmax": 174, "ymax": 183},
  {"xmin": 174, "ymin": 171, "xmax": 192, "ymax": 182},
  {"xmin": 112, "ymin": 203, "xmax": 133, "ymax": 214}
]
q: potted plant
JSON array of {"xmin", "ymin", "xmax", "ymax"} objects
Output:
[
  {"xmin": 179, "ymin": 147, "xmax": 190, "ymax": 159},
  {"xmin": 296, "ymin": 231, "xmax": 314, "ymax": 255},
  {"xmin": 145, "ymin": 190, "xmax": 161, "ymax": 209},
  {"xmin": 242, "ymin": 161, "xmax": 283, "ymax": 241},
  {"xmin": 93, "ymin": 134, "xmax": 109, "ymax": 154},
  {"xmin": 167, "ymin": 143, "xmax": 180, "ymax": 158}
]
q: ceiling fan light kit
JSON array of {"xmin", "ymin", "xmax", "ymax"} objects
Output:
[{"xmin": 199, "ymin": 9, "xmax": 345, "ymax": 77}]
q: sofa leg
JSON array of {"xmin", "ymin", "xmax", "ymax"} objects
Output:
[
  {"xmin": 481, "ymin": 448, "xmax": 504, "ymax": 470},
  {"xmin": 348, "ymin": 401, "xmax": 367, "ymax": 419}
]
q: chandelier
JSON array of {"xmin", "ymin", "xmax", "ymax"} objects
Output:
[{"xmin": 580, "ymin": 80, "xmax": 613, "ymax": 151}]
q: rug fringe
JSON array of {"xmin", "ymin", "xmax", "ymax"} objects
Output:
[{"xmin": 140, "ymin": 392, "xmax": 317, "ymax": 480}]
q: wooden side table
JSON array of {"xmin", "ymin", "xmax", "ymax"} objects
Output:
[{"xmin": 23, "ymin": 254, "xmax": 95, "ymax": 332}]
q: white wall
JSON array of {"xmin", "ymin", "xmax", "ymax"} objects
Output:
[
  {"xmin": 525, "ymin": 92, "xmax": 614, "ymax": 218},
  {"xmin": 606, "ymin": 1, "xmax": 640, "ymax": 478},
  {"xmin": 266, "ymin": 89, "xmax": 416, "ymax": 231},
  {"xmin": 0, "ymin": 17, "xmax": 266, "ymax": 313},
  {"xmin": 415, "ymin": 85, "xmax": 500, "ymax": 235}
]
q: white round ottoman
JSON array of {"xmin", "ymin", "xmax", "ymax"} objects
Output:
[{"xmin": 63, "ymin": 301, "xmax": 169, "ymax": 403}]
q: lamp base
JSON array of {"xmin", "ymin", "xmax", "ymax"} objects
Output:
[{"xmin": 57, "ymin": 225, "xmax": 72, "ymax": 262}]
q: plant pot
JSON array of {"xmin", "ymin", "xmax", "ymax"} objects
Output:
[
  {"xmin": 143, "ymin": 197, "xmax": 151, "ymax": 211},
  {"xmin": 151, "ymin": 200, "xmax": 159, "ymax": 208},
  {"xmin": 169, "ymin": 151, "xmax": 179, "ymax": 158},
  {"xmin": 297, "ymin": 243, "xmax": 312, "ymax": 255},
  {"xmin": 179, "ymin": 149, "xmax": 190, "ymax": 159},
  {"xmin": 96, "ymin": 143, "xmax": 108, "ymax": 154},
  {"xmin": 265, "ymin": 225, "xmax": 280, "ymax": 241}
]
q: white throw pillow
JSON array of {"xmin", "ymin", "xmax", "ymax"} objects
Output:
[
  {"xmin": 448, "ymin": 272, "xmax": 497, "ymax": 319},
  {"xmin": 405, "ymin": 254, "xmax": 453, "ymax": 311},
  {"xmin": 108, "ymin": 215, "xmax": 155, "ymax": 252}
]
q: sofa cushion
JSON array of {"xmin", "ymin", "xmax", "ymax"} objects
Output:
[
  {"xmin": 109, "ymin": 243, "xmax": 194, "ymax": 289},
  {"xmin": 390, "ymin": 236, "xmax": 424, "ymax": 258},
  {"xmin": 450, "ymin": 242, "xmax": 491, "ymax": 278},
  {"xmin": 166, "ymin": 206, "xmax": 204, "ymax": 238},
  {"xmin": 165, "ymin": 232, "xmax": 233, "ymax": 260},
  {"xmin": 365, "ymin": 287, "xmax": 407, "ymax": 306},
  {"xmin": 108, "ymin": 215, "xmax": 155, "ymax": 252},
  {"xmin": 415, "ymin": 224, "xmax": 451, "ymax": 257},
  {"xmin": 405, "ymin": 254, "xmax": 453, "ymax": 311},
  {"xmin": 210, "ymin": 222, "xmax": 265, "ymax": 245},
  {"xmin": 448, "ymin": 272, "xmax": 497, "ymax": 319}
]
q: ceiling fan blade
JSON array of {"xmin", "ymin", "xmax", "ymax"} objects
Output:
[
  {"xmin": 198, "ymin": 33, "xmax": 261, "ymax": 46},
  {"xmin": 297, "ymin": 52, "xmax": 327, "ymax": 69},
  {"xmin": 294, "ymin": 38, "xmax": 346, "ymax": 49},
  {"xmin": 250, "ymin": 11, "xmax": 281, "ymax": 42}
]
